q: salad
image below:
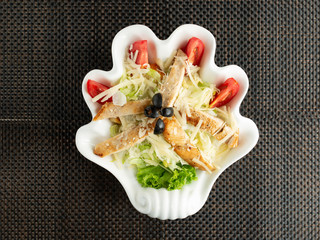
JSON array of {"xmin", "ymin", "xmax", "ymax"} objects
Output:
[{"xmin": 86, "ymin": 38, "xmax": 240, "ymax": 190}]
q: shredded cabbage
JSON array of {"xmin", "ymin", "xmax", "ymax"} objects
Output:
[
  {"xmin": 120, "ymin": 137, "xmax": 184, "ymax": 171},
  {"xmin": 175, "ymin": 77, "xmax": 217, "ymax": 110},
  {"xmin": 147, "ymin": 134, "xmax": 187, "ymax": 170},
  {"xmin": 121, "ymin": 140, "xmax": 159, "ymax": 168}
]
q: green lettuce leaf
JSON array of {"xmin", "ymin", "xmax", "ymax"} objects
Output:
[{"xmin": 136, "ymin": 164, "xmax": 197, "ymax": 190}]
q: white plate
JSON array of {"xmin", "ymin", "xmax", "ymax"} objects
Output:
[{"xmin": 75, "ymin": 24, "xmax": 259, "ymax": 220}]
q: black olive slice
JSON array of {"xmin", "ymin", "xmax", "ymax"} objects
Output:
[
  {"xmin": 160, "ymin": 107, "xmax": 174, "ymax": 117},
  {"xmin": 154, "ymin": 118, "xmax": 165, "ymax": 134},
  {"xmin": 144, "ymin": 105, "xmax": 159, "ymax": 118},
  {"xmin": 152, "ymin": 93, "xmax": 162, "ymax": 109}
]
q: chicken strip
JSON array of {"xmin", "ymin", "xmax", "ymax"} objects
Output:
[
  {"xmin": 185, "ymin": 108, "xmax": 239, "ymax": 148},
  {"xmin": 160, "ymin": 49, "xmax": 187, "ymax": 107},
  {"xmin": 93, "ymin": 99, "xmax": 151, "ymax": 121},
  {"xmin": 162, "ymin": 117, "xmax": 215, "ymax": 172},
  {"xmin": 94, "ymin": 120, "xmax": 156, "ymax": 157},
  {"xmin": 185, "ymin": 108, "xmax": 225, "ymax": 136}
]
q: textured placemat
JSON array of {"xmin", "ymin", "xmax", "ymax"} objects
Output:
[{"xmin": 1, "ymin": 0, "xmax": 319, "ymax": 239}]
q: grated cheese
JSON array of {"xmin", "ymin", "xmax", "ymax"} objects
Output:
[
  {"xmin": 192, "ymin": 156, "xmax": 213, "ymax": 173},
  {"xmin": 211, "ymin": 122, "xmax": 226, "ymax": 137},
  {"xmin": 181, "ymin": 110, "xmax": 187, "ymax": 126},
  {"xmin": 92, "ymin": 78, "xmax": 144, "ymax": 103},
  {"xmin": 163, "ymin": 50, "xmax": 177, "ymax": 71},
  {"xmin": 132, "ymin": 50, "xmax": 139, "ymax": 63},
  {"xmin": 156, "ymin": 58, "xmax": 164, "ymax": 71},
  {"xmin": 173, "ymin": 108, "xmax": 185, "ymax": 127},
  {"xmin": 185, "ymin": 103, "xmax": 191, "ymax": 117},
  {"xmin": 190, "ymin": 119, "xmax": 203, "ymax": 141},
  {"xmin": 138, "ymin": 128, "xmax": 146, "ymax": 138},
  {"xmin": 218, "ymin": 128, "xmax": 236, "ymax": 146},
  {"xmin": 185, "ymin": 61, "xmax": 198, "ymax": 87},
  {"xmin": 173, "ymin": 127, "xmax": 177, "ymax": 135}
]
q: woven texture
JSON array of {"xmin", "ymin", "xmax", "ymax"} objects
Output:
[{"xmin": 1, "ymin": 0, "xmax": 319, "ymax": 239}]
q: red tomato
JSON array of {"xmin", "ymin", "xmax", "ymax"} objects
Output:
[
  {"xmin": 129, "ymin": 40, "xmax": 148, "ymax": 66},
  {"xmin": 184, "ymin": 37, "xmax": 205, "ymax": 66},
  {"xmin": 209, "ymin": 78, "xmax": 240, "ymax": 108},
  {"xmin": 87, "ymin": 79, "xmax": 112, "ymax": 105}
]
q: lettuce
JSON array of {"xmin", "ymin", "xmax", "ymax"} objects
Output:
[
  {"xmin": 136, "ymin": 164, "xmax": 197, "ymax": 191},
  {"xmin": 145, "ymin": 68, "xmax": 161, "ymax": 81},
  {"xmin": 138, "ymin": 141, "xmax": 152, "ymax": 151},
  {"xmin": 119, "ymin": 81, "xmax": 142, "ymax": 101},
  {"xmin": 110, "ymin": 124, "xmax": 120, "ymax": 137},
  {"xmin": 176, "ymin": 77, "xmax": 217, "ymax": 109},
  {"xmin": 119, "ymin": 68, "xmax": 160, "ymax": 101}
]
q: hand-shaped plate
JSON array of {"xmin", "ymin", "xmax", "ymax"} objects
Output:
[{"xmin": 76, "ymin": 24, "xmax": 259, "ymax": 220}]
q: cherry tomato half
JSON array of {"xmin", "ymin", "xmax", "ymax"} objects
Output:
[
  {"xmin": 129, "ymin": 40, "xmax": 148, "ymax": 66},
  {"xmin": 87, "ymin": 79, "xmax": 112, "ymax": 105},
  {"xmin": 184, "ymin": 37, "xmax": 205, "ymax": 66},
  {"xmin": 209, "ymin": 78, "xmax": 240, "ymax": 108}
]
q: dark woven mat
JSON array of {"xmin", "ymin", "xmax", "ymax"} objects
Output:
[{"xmin": 1, "ymin": 0, "xmax": 319, "ymax": 239}]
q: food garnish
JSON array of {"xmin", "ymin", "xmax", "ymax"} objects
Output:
[
  {"xmin": 87, "ymin": 80, "xmax": 112, "ymax": 104},
  {"xmin": 129, "ymin": 40, "xmax": 148, "ymax": 66},
  {"xmin": 209, "ymin": 78, "xmax": 239, "ymax": 108},
  {"xmin": 154, "ymin": 118, "xmax": 165, "ymax": 135},
  {"xmin": 144, "ymin": 105, "xmax": 160, "ymax": 119},
  {"xmin": 160, "ymin": 107, "xmax": 174, "ymax": 117},
  {"xmin": 152, "ymin": 93, "xmax": 162, "ymax": 109},
  {"xmin": 184, "ymin": 37, "xmax": 205, "ymax": 66}
]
